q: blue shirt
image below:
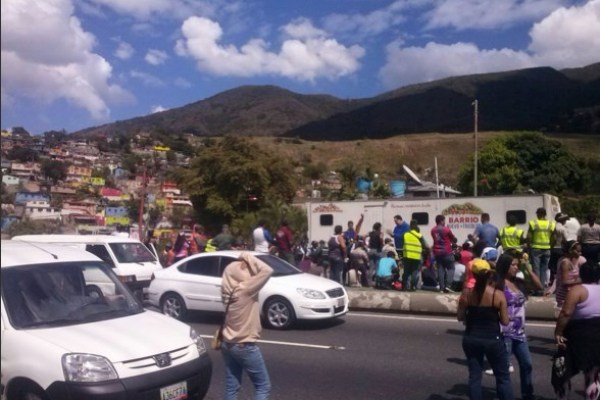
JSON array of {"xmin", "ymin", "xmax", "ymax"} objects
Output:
[
  {"xmin": 473, "ymin": 223, "xmax": 499, "ymax": 247},
  {"xmin": 393, "ymin": 222, "xmax": 410, "ymax": 249},
  {"xmin": 376, "ymin": 257, "xmax": 397, "ymax": 278}
]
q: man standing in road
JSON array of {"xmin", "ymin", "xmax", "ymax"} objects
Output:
[
  {"xmin": 526, "ymin": 207, "xmax": 556, "ymax": 294},
  {"xmin": 221, "ymin": 252, "xmax": 273, "ymax": 400},
  {"xmin": 403, "ymin": 219, "xmax": 428, "ymax": 291},
  {"xmin": 471, "ymin": 213, "xmax": 500, "ymax": 248},
  {"xmin": 275, "ymin": 220, "xmax": 295, "ymax": 265},
  {"xmin": 499, "ymin": 215, "xmax": 525, "ymax": 252},
  {"xmin": 388, "ymin": 215, "xmax": 409, "ymax": 257},
  {"xmin": 252, "ymin": 220, "xmax": 273, "ymax": 254},
  {"xmin": 431, "ymin": 214, "xmax": 457, "ymax": 293}
]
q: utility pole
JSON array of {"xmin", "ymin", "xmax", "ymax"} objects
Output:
[{"xmin": 473, "ymin": 99, "xmax": 479, "ymax": 197}]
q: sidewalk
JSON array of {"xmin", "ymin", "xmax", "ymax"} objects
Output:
[{"xmin": 346, "ymin": 287, "xmax": 557, "ymax": 321}]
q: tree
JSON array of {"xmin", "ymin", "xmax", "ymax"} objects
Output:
[
  {"xmin": 40, "ymin": 159, "xmax": 68, "ymax": 184},
  {"xmin": 176, "ymin": 136, "xmax": 297, "ymax": 233},
  {"xmin": 456, "ymin": 132, "xmax": 588, "ymax": 195},
  {"xmin": 7, "ymin": 146, "xmax": 38, "ymax": 163},
  {"xmin": 43, "ymin": 130, "xmax": 67, "ymax": 147}
]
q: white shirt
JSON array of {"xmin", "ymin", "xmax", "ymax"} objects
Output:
[
  {"xmin": 563, "ymin": 218, "xmax": 581, "ymax": 242},
  {"xmin": 253, "ymin": 227, "xmax": 270, "ymax": 253}
]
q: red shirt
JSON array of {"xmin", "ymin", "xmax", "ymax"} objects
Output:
[
  {"xmin": 431, "ymin": 225, "xmax": 456, "ymax": 256},
  {"xmin": 275, "ymin": 226, "xmax": 293, "ymax": 252}
]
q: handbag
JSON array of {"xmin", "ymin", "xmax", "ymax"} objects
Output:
[{"xmin": 212, "ymin": 288, "xmax": 237, "ymax": 350}]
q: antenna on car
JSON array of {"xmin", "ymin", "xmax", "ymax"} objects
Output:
[{"xmin": 18, "ymin": 240, "xmax": 59, "ymax": 259}]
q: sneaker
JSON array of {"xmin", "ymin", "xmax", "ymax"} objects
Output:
[
  {"xmin": 443, "ymin": 287, "xmax": 455, "ymax": 293},
  {"xmin": 484, "ymin": 365, "xmax": 514, "ymax": 376}
]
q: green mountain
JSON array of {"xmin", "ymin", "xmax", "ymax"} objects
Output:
[{"xmin": 72, "ymin": 63, "xmax": 600, "ymax": 140}]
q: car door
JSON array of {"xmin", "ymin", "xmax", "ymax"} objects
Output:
[{"xmin": 178, "ymin": 255, "xmax": 223, "ymax": 312}]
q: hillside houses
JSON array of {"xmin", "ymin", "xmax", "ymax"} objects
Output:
[{"xmin": 1, "ymin": 129, "xmax": 194, "ymax": 235}]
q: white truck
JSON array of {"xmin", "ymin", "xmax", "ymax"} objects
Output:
[{"xmin": 302, "ymin": 193, "xmax": 561, "ymax": 245}]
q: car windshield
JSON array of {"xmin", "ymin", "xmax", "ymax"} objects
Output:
[
  {"xmin": 109, "ymin": 242, "xmax": 157, "ymax": 263},
  {"xmin": 2, "ymin": 261, "xmax": 144, "ymax": 329},
  {"xmin": 255, "ymin": 254, "xmax": 302, "ymax": 277}
]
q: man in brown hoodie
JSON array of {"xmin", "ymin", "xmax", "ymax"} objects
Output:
[{"xmin": 221, "ymin": 252, "xmax": 273, "ymax": 399}]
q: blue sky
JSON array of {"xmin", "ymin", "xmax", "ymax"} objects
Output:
[{"xmin": 1, "ymin": 0, "xmax": 599, "ymax": 136}]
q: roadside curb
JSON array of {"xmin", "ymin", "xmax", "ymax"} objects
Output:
[{"xmin": 346, "ymin": 288, "xmax": 557, "ymax": 321}]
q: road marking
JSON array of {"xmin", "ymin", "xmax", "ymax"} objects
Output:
[
  {"xmin": 200, "ymin": 335, "xmax": 345, "ymax": 350},
  {"xmin": 347, "ymin": 312, "xmax": 555, "ymax": 328}
]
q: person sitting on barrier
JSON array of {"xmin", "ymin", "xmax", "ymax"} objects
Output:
[{"xmin": 374, "ymin": 251, "xmax": 400, "ymax": 289}]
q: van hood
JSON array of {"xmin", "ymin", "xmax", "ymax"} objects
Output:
[{"xmin": 23, "ymin": 311, "xmax": 193, "ymax": 362}]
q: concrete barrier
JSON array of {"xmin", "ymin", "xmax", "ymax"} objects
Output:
[{"xmin": 346, "ymin": 287, "xmax": 557, "ymax": 321}]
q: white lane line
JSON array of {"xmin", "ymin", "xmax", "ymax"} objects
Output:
[
  {"xmin": 347, "ymin": 312, "xmax": 555, "ymax": 328},
  {"xmin": 200, "ymin": 335, "xmax": 345, "ymax": 350}
]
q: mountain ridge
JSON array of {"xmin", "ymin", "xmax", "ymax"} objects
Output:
[{"xmin": 72, "ymin": 63, "xmax": 600, "ymax": 140}]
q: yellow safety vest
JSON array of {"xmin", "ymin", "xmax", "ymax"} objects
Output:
[
  {"xmin": 529, "ymin": 219, "xmax": 555, "ymax": 250},
  {"xmin": 499, "ymin": 226, "xmax": 524, "ymax": 250},
  {"xmin": 403, "ymin": 230, "xmax": 423, "ymax": 260},
  {"xmin": 204, "ymin": 239, "xmax": 217, "ymax": 252}
]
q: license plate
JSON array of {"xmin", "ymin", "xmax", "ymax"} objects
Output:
[
  {"xmin": 160, "ymin": 381, "xmax": 187, "ymax": 400},
  {"xmin": 336, "ymin": 298, "xmax": 345, "ymax": 307}
]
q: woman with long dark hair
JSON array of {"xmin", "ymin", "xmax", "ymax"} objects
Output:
[
  {"xmin": 458, "ymin": 260, "xmax": 513, "ymax": 400},
  {"xmin": 493, "ymin": 252, "xmax": 542, "ymax": 400},
  {"xmin": 554, "ymin": 261, "xmax": 600, "ymax": 400}
]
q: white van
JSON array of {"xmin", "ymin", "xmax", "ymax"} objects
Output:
[
  {"xmin": 11, "ymin": 235, "xmax": 163, "ymax": 300},
  {"xmin": 0, "ymin": 240, "xmax": 212, "ymax": 400}
]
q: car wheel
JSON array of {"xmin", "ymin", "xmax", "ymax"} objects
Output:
[
  {"xmin": 85, "ymin": 285, "xmax": 105, "ymax": 300},
  {"xmin": 263, "ymin": 296, "xmax": 296, "ymax": 330},
  {"xmin": 161, "ymin": 292, "xmax": 187, "ymax": 321}
]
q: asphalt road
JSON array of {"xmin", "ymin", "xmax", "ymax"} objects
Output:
[{"xmin": 182, "ymin": 310, "xmax": 586, "ymax": 400}]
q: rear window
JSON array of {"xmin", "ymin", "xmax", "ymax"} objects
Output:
[{"xmin": 109, "ymin": 242, "xmax": 157, "ymax": 263}]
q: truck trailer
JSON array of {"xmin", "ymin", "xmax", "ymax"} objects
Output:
[{"xmin": 302, "ymin": 193, "xmax": 561, "ymax": 245}]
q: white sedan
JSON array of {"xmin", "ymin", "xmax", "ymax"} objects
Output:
[{"xmin": 147, "ymin": 251, "xmax": 349, "ymax": 329}]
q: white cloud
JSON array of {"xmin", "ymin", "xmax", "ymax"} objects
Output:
[
  {"xmin": 115, "ymin": 41, "xmax": 134, "ymax": 60},
  {"xmin": 529, "ymin": 0, "xmax": 600, "ymax": 68},
  {"xmin": 379, "ymin": 0, "xmax": 600, "ymax": 89},
  {"xmin": 322, "ymin": 0, "xmax": 417, "ymax": 39},
  {"xmin": 130, "ymin": 70, "xmax": 165, "ymax": 87},
  {"xmin": 145, "ymin": 49, "xmax": 168, "ymax": 65},
  {"xmin": 379, "ymin": 41, "xmax": 533, "ymax": 89},
  {"xmin": 0, "ymin": 0, "xmax": 132, "ymax": 120},
  {"xmin": 151, "ymin": 105, "xmax": 168, "ymax": 113},
  {"xmin": 86, "ymin": 0, "xmax": 218, "ymax": 21},
  {"xmin": 425, "ymin": 0, "xmax": 567, "ymax": 30},
  {"xmin": 175, "ymin": 16, "xmax": 365, "ymax": 82}
]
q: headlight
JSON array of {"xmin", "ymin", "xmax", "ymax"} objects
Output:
[
  {"xmin": 190, "ymin": 328, "xmax": 207, "ymax": 354},
  {"xmin": 297, "ymin": 288, "xmax": 326, "ymax": 299},
  {"xmin": 62, "ymin": 354, "xmax": 117, "ymax": 382}
]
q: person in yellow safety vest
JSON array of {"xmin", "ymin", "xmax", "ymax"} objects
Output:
[
  {"xmin": 499, "ymin": 215, "xmax": 525, "ymax": 251},
  {"xmin": 204, "ymin": 238, "xmax": 217, "ymax": 252},
  {"xmin": 403, "ymin": 219, "xmax": 429, "ymax": 292},
  {"xmin": 526, "ymin": 207, "xmax": 556, "ymax": 294}
]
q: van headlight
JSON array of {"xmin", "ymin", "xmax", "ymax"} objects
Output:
[
  {"xmin": 296, "ymin": 288, "xmax": 326, "ymax": 299},
  {"xmin": 190, "ymin": 328, "xmax": 207, "ymax": 354},
  {"xmin": 62, "ymin": 354, "xmax": 118, "ymax": 382}
]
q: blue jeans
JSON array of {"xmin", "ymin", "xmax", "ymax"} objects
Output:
[
  {"xmin": 222, "ymin": 342, "xmax": 271, "ymax": 400},
  {"xmin": 530, "ymin": 248, "xmax": 551, "ymax": 288},
  {"xmin": 505, "ymin": 337, "xmax": 534, "ymax": 400},
  {"xmin": 329, "ymin": 257, "xmax": 344, "ymax": 284},
  {"xmin": 435, "ymin": 254, "xmax": 455, "ymax": 291},
  {"xmin": 462, "ymin": 335, "xmax": 514, "ymax": 400}
]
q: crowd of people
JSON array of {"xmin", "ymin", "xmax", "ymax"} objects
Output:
[
  {"xmin": 142, "ymin": 208, "xmax": 598, "ymax": 399},
  {"xmin": 454, "ymin": 209, "xmax": 600, "ymax": 400}
]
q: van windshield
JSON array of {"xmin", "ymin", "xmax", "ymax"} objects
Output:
[
  {"xmin": 109, "ymin": 242, "xmax": 157, "ymax": 264},
  {"xmin": 2, "ymin": 261, "xmax": 144, "ymax": 329}
]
